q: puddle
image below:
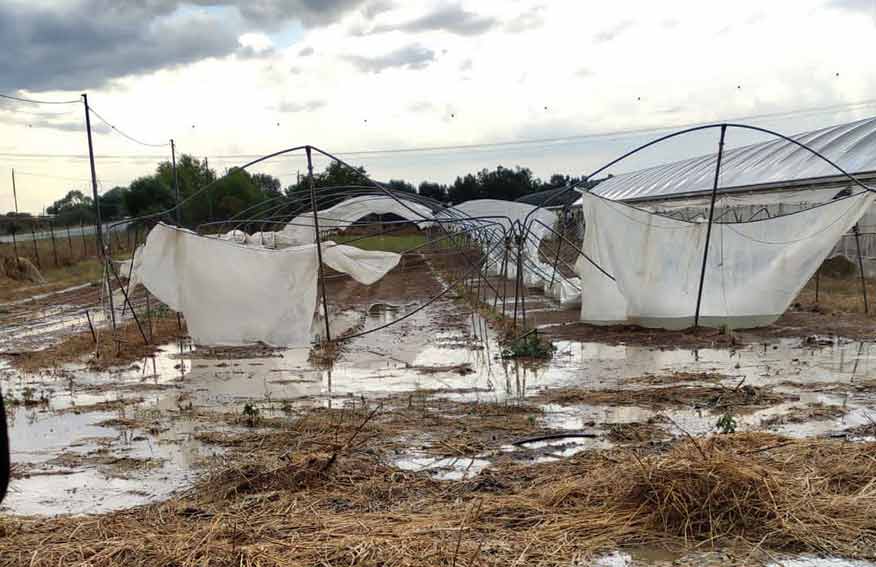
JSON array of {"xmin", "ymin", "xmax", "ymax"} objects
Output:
[
  {"xmin": 586, "ymin": 550, "xmax": 876, "ymax": 567},
  {"xmin": 4, "ymin": 293, "xmax": 876, "ymax": 516},
  {"xmin": 392, "ymin": 454, "xmax": 490, "ymax": 480}
]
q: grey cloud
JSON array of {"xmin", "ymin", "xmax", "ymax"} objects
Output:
[
  {"xmin": 830, "ymin": 0, "xmax": 875, "ymax": 9},
  {"xmin": 237, "ymin": 45, "xmax": 277, "ymax": 59},
  {"xmin": 0, "ymin": 0, "xmax": 372, "ymax": 93},
  {"xmin": 459, "ymin": 58, "xmax": 473, "ymax": 72},
  {"xmin": 344, "ymin": 44, "xmax": 435, "ymax": 73},
  {"xmin": 829, "ymin": 0, "xmax": 876, "ymax": 19},
  {"xmin": 505, "ymin": 5, "xmax": 545, "ymax": 33},
  {"xmin": 275, "ymin": 100, "xmax": 326, "ymax": 113},
  {"xmin": 594, "ymin": 19, "xmax": 635, "ymax": 43},
  {"xmin": 181, "ymin": 0, "xmax": 369, "ymax": 28},
  {"xmin": 371, "ymin": 5, "xmax": 497, "ymax": 36},
  {"xmin": 362, "ymin": 0, "xmax": 395, "ymax": 19},
  {"xmin": 299, "ymin": 46, "xmax": 315, "ymax": 56},
  {"xmin": 0, "ymin": 1, "xmax": 240, "ymax": 91}
]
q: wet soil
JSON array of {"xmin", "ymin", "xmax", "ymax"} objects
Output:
[{"xmin": 3, "ymin": 251, "xmax": 876, "ymax": 566}]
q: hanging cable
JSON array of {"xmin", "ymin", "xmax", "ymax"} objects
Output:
[
  {"xmin": 86, "ymin": 104, "xmax": 170, "ymax": 148},
  {"xmin": 0, "ymin": 92, "xmax": 80, "ymax": 105}
]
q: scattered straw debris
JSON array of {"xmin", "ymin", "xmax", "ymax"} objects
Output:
[
  {"xmin": 4, "ymin": 428, "xmax": 876, "ymax": 565},
  {"xmin": 761, "ymin": 402, "xmax": 848, "ymax": 428},
  {"xmin": 8, "ymin": 316, "xmax": 185, "ymax": 372},
  {"xmin": 605, "ymin": 417, "xmax": 672, "ymax": 444},
  {"xmin": 534, "ymin": 383, "xmax": 792, "ymax": 411},
  {"xmin": 629, "ymin": 371, "xmax": 727, "ymax": 386}
]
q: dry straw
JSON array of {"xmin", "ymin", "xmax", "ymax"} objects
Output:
[{"xmin": 2, "ymin": 404, "xmax": 876, "ymax": 566}]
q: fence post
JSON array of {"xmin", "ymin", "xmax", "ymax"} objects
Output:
[
  {"xmin": 30, "ymin": 222, "xmax": 40, "ymax": 269},
  {"xmin": 49, "ymin": 221, "xmax": 59, "ymax": 267},
  {"xmin": 10, "ymin": 169, "xmax": 20, "ymax": 270},
  {"xmin": 66, "ymin": 224, "xmax": 74, "ymax": 257},
  {"xmin": 80, "ymin": 220, "xmax": 87, "ymax": 258}
]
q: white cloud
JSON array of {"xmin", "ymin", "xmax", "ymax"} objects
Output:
[
  {"xmin": 4, "ymin": 0, "xmax": 876, "ymax": 212},
  {"xmin": 238, "ymin": 32, "xmax": 274, "ymax": 53}
]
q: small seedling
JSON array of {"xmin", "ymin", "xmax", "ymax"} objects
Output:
[
  {"xmin": 242, "ymin": 402, "xmax": 260, "ymax": 426},
  {"xmin": 716, "ymin": 413, "xmax": 737, "ymax": 434},
  {"xmin": 502, "ymin": 331, "xmax": 556, "ymax": 359}
]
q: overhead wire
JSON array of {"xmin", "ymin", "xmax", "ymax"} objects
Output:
[
  {"xmin": 0, "ymin": 93, "xmax": 80, "ymax": 105},
  {"xmin": 1, "ymin": 96, "xmax": 876, "ymax": 160},
  {"xmin": 85, "ymin": 104, "xmax": 170, "ymax": 148}
]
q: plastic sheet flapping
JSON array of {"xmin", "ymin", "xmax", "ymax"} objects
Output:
[
  {"xmin": 436, "ymin": 199, "xmax": 576, "ymax": 295},
  {"xmin": 576, "ymin": 191, "xmax": 874, "ymax": 330},
  {"xmin": 127, "ymin": 223, "xmax": 400, "ymax": 346},
  {"xmin": 280, "ymin": 195, "xmax": 435, "ymax": 246}
]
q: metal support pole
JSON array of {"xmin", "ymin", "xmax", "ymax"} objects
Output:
[
  {"xmin": 82, "ymin": 94, "xmax": 105, "ymax": 259},
  {"xmin": 171, "ymin": 139, "xmax": 181, "ymax": 226},
  {"xmin": 518, "ymin": 235, "xmax": 527, "ymax": 330},
  {"xmin": 512, "ymin": 238, "xmax": 521, "ymax": 326},
  {"xmin": 10, "ymin": 170, "xmax": 20, "ymax": 270},
  {"xmin": 548, "ymin": 217, "xmax": 566, "ymax": 289},
  {"xmin": 854, "ymin": 224, "xmax": 869, "ymax": 314},
  {"xmin": 307, "ymin": 147, "xmax": 331, "ymax": 342},
  {"xmin": 83, "ymin": 93, "xmax": 116, "ymax": 330},
  {"xmin": 693, "ymin": 124, "xmax": 727, "ymax": 330}
]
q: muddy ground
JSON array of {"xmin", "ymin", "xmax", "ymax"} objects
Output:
[{"xmin": 1, "ymin": 250, "xmax": 876, "ymax": 566}]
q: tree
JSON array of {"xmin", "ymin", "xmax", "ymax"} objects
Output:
[
  {"xmin": 251, "ymin": 173, "xmax": 282, "ymax": 198},
  {"xmin": 385, "ymin": 179, "xmax": 415, "ymax": 194},
  {"xmin": 46, "ymin": 190, "xmax": 96, "ymax": 225},
  {"xmin": 418, "ymin": 181, "xmax": 448, "ymax": 202},
  {"xmin": 99, "ymin": 186, "xmax": 128, "ymax": 221},
  {"xmin": 285, "ymin": 161, "xmax": 371, "ymax": 209},
  {"xmin": 124, "ymin": 176, "xmax": 174, "ymax": 218}
]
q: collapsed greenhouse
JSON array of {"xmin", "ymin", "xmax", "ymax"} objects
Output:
[
  {"xmin": 108, "ymin": 118, "xmax": 876, "ymax": 346},
  {"xmin": 8, "ymin": 116, "xmax": 876, "ymax": 566},
  {"xmin": 573, "ymin": 118, "xmax": 876, "ymax": 330}
]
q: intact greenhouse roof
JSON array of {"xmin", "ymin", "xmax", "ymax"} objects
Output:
[
  {"xmin": 515, "ymin": 187, "xmax": 581, "ymax": 208},
  {"xmin": 592, "ymin": 117, "xmax": 876, "ymax": 202}
]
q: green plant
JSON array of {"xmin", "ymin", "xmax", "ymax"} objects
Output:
[
  {"xmin": 501, "ymin": 331, "xmax": 556, "ymax": 359},
  {"xmin": 716, "ymin": 413, "xmax": 737, "ymax": 434},
  {"xmin": 242, "ymin": 402, "xmax": 260, "ymax": 426}
]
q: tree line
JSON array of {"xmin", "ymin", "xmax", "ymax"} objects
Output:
[{"xmin": 3, "ymin": 155, "xmax": 602, "ymax": 233}]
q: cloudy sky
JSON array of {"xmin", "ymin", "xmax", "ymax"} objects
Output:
[{"xmin": 2, "ymin": 0, "xmax": 876, "ymax": 212}]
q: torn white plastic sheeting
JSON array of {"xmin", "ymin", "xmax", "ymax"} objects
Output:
[
  {"xmin": 544, "ymin": 276, "xmax": 582, "ymax": 306},
  {"xmin": 576, "ymin": 191, "xmax": 874, "ymax": 330},
  {"xmin": 439, "ymin": 199, "xmax": 557, "ymax": 287},
  {"xmin": 132, "ymin": 223, "xmax": 400, "ymax": 346},
  {"xmin": 281, "ymin": 195, "xmax": 435, "ymax": 245}
]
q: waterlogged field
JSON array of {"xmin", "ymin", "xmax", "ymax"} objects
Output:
[{"xmin": 2, "ymin": 252, "xmax": 876, "ymax": 566}]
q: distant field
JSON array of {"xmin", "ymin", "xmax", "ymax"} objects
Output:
[{"xmin": 333, "ymin": 233, "xmax": 427, "ymax": 253}]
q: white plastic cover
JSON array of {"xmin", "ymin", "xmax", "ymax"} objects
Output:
[
  {"xmin": 281, "ymin": 195, "xmax": 434, "ymax": 245},
  {"xmin": 132, "ymin": 223, "xmax": 400, "ymax": 346},
  {"xmin": 576, "ymin": 191, "xmax": 874, "ymax": 329},
  {"xmin": 438, "ymin": 199, "xmax": 558, "ymax": 287}
]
